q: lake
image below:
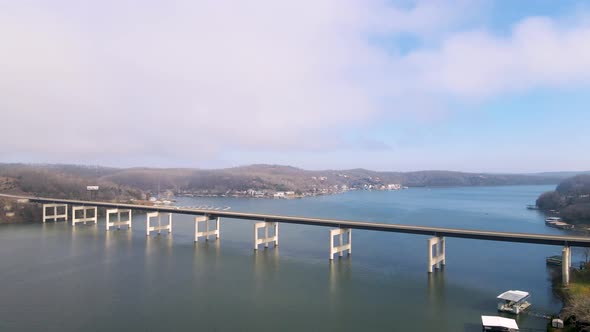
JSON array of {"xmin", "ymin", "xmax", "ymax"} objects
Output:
[{"xmin": 0, "ymin": 185, "xmax": 577, "ymax": 331}]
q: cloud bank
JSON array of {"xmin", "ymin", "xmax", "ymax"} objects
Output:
[{"xmin": 1, "ymin": 1, "xmax": 589, "ymax": 167}]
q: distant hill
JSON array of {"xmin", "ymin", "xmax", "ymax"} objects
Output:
[
  {"xmin": 528, "ymin": 171, "xmax": 590, "ymax": 179},
  {"xmin": 536, "ymin": 174, "xmax": 590, "ymax": 225},
  {"xmin": 0, "ymin": 163, "xmax": 144, "ymax": 223},
  {"xmin": 0, "ymin": 163, "xmax": 579, "ymax": 223},
  {"xmin": 95, "ymin": 164, "xmax": 567, "ymax": 194},
  {"xmin": 0, "ymin": 163, "xmax": 141, "ymax": 200},
  {"xmin": 0, "ymin": 163, "xmax": 569, "ymax": 196}
]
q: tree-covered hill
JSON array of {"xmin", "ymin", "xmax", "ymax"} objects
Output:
[
  {"xmin": 0, "ymin": 164, "xmax": 143, "ymax": 223},
  {"xmin": 0, "ymin": 162, "xmax": 578, "ymax": 223},
  {"xmin": 0, "ymin": 163, "xmax": 569, "ymax": 197},
  {"xmin": 536, "ymin": 174, "xmax": 590, "ymax": 224}
]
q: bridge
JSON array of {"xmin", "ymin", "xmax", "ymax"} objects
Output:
[{"xmin": 2, "ymin": 193, "xmax": 588, "ymax": 284}]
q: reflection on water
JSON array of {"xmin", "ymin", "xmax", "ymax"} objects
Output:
[
  {"xmin": 145, "ymin": 234, "xmax": 174, "ymax": 254},
  {"xmin": 427, "ymin": 268, "xmax": 446, "ymax": 310},
  {"xmin": 328, "ymin": 257, "xmax": 352, "ymax": 315},
  {"xmin": 69, "ymin": 222, "xmax": 99, "ymax": 259},
  {"xmin": 252, "ymin": 247, "xmax": 280, "ymax": 295},
  {"xmin": 194, "ymin": 238, "xmax": 221, "ymax": 254},
  {"xmin": 329, "ymin": 256, "xmax": 352, "ymax": 294},
  {"xmin": 193, "ymin": 238, "xmax": 221, "ymax": 270},
  {"xmin": 105, "ymin": 228, "xmax": 133, "ymax": 250},
  {"xmin": 254, "ymin": 247, "xmax": 280, "ymax": 273}
]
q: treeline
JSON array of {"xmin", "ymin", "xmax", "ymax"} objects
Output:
[
  {"xmin": 536, "ymin": 174, "xmax": 590, "ymax": 224},
  {"xmin": 0, "ymin": 164, "xmax": 145, "ymax": 223},
  {"xmin": 0, "ymin": 164, "xmax": 143, "ymax": 200},
  {"xmin": 100, "ymin": 167, "xmax": 293, "ymax": 193},
  {"xmin": 0, "ymin": 163, "xmax": 576, "ymax": 223},
  {"xmin": 100, "ymin": 164, "xmax": 564, "ymax": 194},
  {"xmin": 0, "ymin": 163, "xmax": 568, "ymax": 197}
]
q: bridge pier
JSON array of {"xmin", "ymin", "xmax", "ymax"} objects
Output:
[
  {"xmin": 428, "ymin": 236, "xmax": 445, "ymax": 273},
  {"xmin": 72, "ymin": 206, "xmax": 97, "ymax": 226},
  {"xmin": 329, "ymin": 228, "xmax": 351, "ymax": 260},
  {"xmin": 562, "ymin": 246, "xmax": 572, "ymax": 285},
  {"xmin": 146, "ymin": 212, "xmax": 172, "ymax": 236},
  {"xmin": 42, "ymin": 204, "xmax": 68, "ymax": 222},
  {"xmin": 254, "ymin": 221, "xmax": 278, "ymax": 250},
  {"xmin": 194, "ymin": 215, "xmax": 220, "ymax": 242},
  {"xmin": 106, "ymin": 209, "xmax": 132, "ymax": 230}
]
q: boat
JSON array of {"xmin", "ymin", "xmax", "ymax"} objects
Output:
[
  {"xmin": 482, "ymin": 315, "xmax": 519, "ymax": 331},
  {"xmin": 497, "ymin": 290, "xmax": 531, "ymax": 314},
  {"xmin": 545, "ymin": 217, "xmax": 574, "ymax": 230},
  {"xmin": 526, "ymin": 204, "xmax": 538, "ymax": 210},
  {"xmin": 546, "ymin": 255, "xmax": 562, "ymax": 266}
]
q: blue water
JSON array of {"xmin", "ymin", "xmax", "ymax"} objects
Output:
[{"xmin": 0, "ymin": 185, "xmax": 576, "ymax": 331}]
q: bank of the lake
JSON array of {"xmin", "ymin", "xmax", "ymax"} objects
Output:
[
  {"xmin": 0, "ymin": 185, "xmax": 578, "ymax": 331},
  {"xmin": 551, "ymin": 264, "xmax": 590, "ymax": 331}
]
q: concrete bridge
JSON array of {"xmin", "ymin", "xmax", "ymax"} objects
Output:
[{"xmin": 2, "ymin": 193, "xmax": 589, "ymax": 284}]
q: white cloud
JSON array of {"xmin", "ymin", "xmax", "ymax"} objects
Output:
[
  {"xmin": 405, "ymin": 15, "xmax": 590, "ymax": 99},
  {"xmin": 0, "ymin": 1, "xmax": 589, "ymax": 167}
]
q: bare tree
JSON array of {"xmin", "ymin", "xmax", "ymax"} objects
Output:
[{"xmin": 562, "ymin": 293, "xmax": 590, "ymax": 322}]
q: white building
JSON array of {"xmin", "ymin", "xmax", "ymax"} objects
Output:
[{"xmin": 387, "ymin": 184, "xmax": 402, "ymax": 190}]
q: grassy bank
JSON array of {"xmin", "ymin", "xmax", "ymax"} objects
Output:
[{"xmin": 553, "ymin": 264, "xmax": 590, "ymax": 331}]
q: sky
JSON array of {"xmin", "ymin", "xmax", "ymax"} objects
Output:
[{"xmin": 1, "ymin": 0, "xmax": 590, "ymax": 173}]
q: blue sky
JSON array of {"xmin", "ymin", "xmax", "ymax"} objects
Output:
[{"xmin": 1, "ymin": 0, "xmax": 589, "ymax": 172}]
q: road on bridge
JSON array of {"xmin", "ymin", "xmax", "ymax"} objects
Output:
[{"xmin": 2, "ymin": 193, "xmax": 590, "ymax": 247}]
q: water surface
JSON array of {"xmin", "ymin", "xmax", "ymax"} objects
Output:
[{"xmin": 0, "ymin": 185, "xmax": 575, "ymax": 331}]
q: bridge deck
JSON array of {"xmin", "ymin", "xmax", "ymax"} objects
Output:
[{"xmin": 3, "ymin": 194, "xmax": 590, "ymax": 247}]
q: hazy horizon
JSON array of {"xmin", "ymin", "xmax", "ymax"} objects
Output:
[
  {"xmin": 2, "ymin": 161, "xmax": 590, "ymax": 176},
  {"xmin": 2, "ymin": 1, "xmax": 590, "ymax": 173}
]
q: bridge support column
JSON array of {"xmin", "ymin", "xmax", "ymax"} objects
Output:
[
  {"xmin": 428, "ymin": 236, "xmax": 445, "ymax": 273},
  {"xmin": 106, "ymin": 209, "xmax": 132, "ymax": 230},
  {"xmin": 146, "ymin": 212, "xmax": 172, "ymax": 236},
  {"xmin": 194, "ymin": 215, "xmax": 220, "ymax": 242},
  {"xmin": 42, "ymin": 204, "xmax": 68, "ymax": 222},
  {"xmin": 329, "ymin": 228, "xmax": 351, "ymax": 260},
  {"xmin": 72, "ymin": 206, "xmax": 97, "ymax": 226},
  {"xmin": 562, "ymin": 246, "xmax": 571, "ymax": 285},
  {"xmin": 254, "ymin": 221, "xmax": 278, "ymax": 250}
]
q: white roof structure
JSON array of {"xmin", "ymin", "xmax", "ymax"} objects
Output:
[
  {"xmin": 481, "ymin": 316, "xmax": 519, "ymax": 330},
  {"xmin": 497, "ymin": 290, "xmax": 530, "ymax": 302}
]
